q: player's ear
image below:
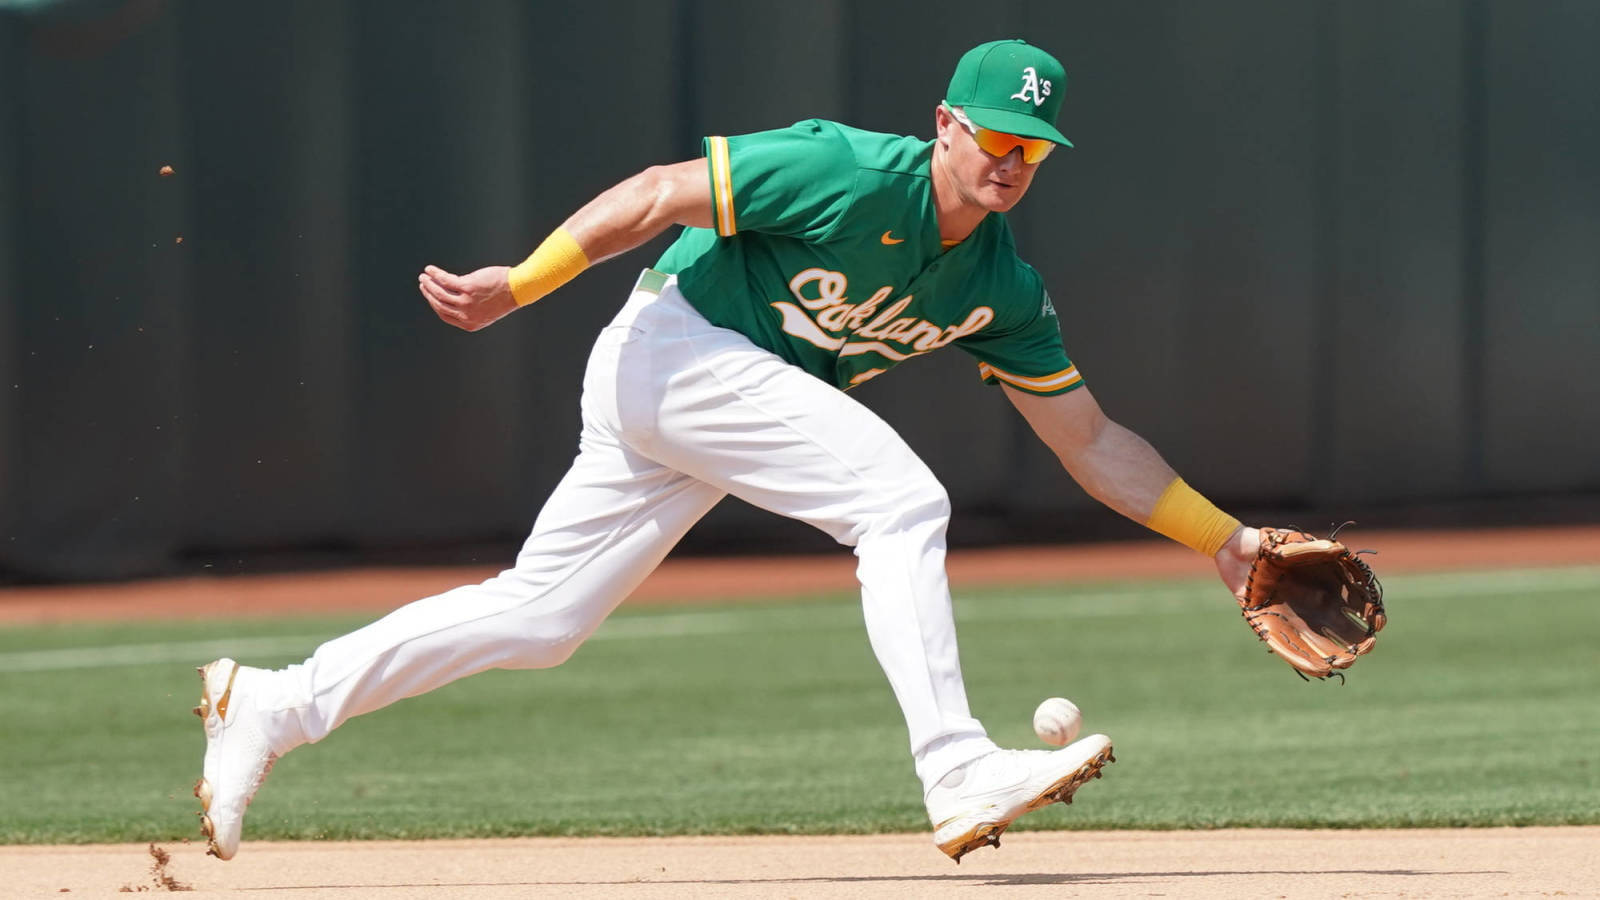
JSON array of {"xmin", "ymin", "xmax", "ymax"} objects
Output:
[{"xmin": 934, "ymin": 104, "xmax": 956, "ymax": 147}]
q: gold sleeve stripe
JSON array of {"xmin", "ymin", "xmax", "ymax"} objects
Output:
[
  {"xmin": 708, "ymin": 136, "xmax": 736, "ymax": 236},
  {"xmin": 978, "ymin": 362, "xmax": 1083, "ymax": 392}
]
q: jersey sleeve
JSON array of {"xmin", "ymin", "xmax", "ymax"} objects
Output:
[
  {"xmin": 706, "ymin": 120, "xmax": 857, "ymax": 241},
  {"xmin": 957, "ymin": 286, "xmax": 1085, "ymax": 396}
]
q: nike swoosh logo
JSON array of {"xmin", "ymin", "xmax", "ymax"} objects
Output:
[
  {"xmin": 880, "ymin": 231, "xmax": 905, "ymax": 245},
  {"xmin": 217, "ymin": 663, "xmax": 238, "ymax": 720}
]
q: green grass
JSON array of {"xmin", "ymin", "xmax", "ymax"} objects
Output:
[{"xmin": 2, "ymin": 565, "xmax": 1597, "ymax": 844}]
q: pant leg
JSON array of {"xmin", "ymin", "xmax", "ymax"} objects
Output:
[
  {"xmin": 258, "ymin": 271, "xmax": 992, "ymax": 792},
  {"xmin": 617, "ymin": 281, "xmax": 998, "ymax": 790},
  {"xmin": 256, "ymin": 287, "xmax": 726, "ymax": 747}
]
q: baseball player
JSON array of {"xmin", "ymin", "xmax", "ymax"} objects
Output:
[{"xmin": 193, "ymin": 39, "xmax": 1261, "ymax": 863}]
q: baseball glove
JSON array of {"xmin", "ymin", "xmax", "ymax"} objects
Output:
[{"xmin": 1239, "ymin": 526, "xmax": 1386, "ymax": 681}]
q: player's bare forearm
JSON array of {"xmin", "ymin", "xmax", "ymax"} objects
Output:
[
  {"xmin": 418, "ymin": 159, "xmax": 713, "ymax": 332},
  {"xmin": 1002, "ymin": 384, "xmax": 1176, "ymax": 521},
  {"xmin": 1003, "ymin": 384, "xmax": 1254, "ymax": 595}
]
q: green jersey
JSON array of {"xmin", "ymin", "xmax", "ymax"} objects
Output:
[{"xmin": 653, "ymin": 119, "xmax": 1082, "ymax": 396}]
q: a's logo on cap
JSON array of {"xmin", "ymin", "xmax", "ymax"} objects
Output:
[{"xmin": 1010, "ymin": 66, "xmax": 1052, "ymax": 107}]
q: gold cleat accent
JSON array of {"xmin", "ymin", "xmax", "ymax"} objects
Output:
[
  {"xmin": 207, "ymin": 661, "xmax": 239, "ymax": 722},
  {"xmin": 199, "ymin": 811, "xmax": 219, "ymax": 858},
  {"xmin": 943, "ymin": 825, "xmax": 1004, "ymax": 864},
  {"xmin": 192, "ymin": 657, "xmax": 280, "ymax": 861},
  {"xmin": 195, "ymin": 663, "xmax": 220, "ymax": 857},
  {"xmin": 936, "ymin": 742, "xmax": 1117, "ymax": 863},
  {"xmin": 1022, "ymin": 743, "xmax": 1115, "ymax": 813}
]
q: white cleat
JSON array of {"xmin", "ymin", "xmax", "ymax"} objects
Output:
[
  {"xmin": 192, "ymin": 658, "xmax": 277, "ymax": 860},
  {"xmin": 926, "ymin": 733, "xmax": 1115, "ymax": 863}
]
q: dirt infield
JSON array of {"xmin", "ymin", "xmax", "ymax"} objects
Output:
[
  {"xmin": 4, "ymin": 526, "xmax": 1598, "ymax": 897},
  {"xmin": 7, "ymin": 828, "xmax": 1598, "ymax": 897}
]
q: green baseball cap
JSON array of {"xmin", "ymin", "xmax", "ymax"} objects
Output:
[{"xmin": 945, "ymin": 39, "xmax": 1072, "ymax": 147}]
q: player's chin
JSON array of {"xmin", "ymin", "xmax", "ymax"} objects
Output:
[{"xmin": 981, "ymin": 183, "xmax": 1027, "ymax": 211}]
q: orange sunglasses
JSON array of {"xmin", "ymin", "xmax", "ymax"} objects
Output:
[{"xmin": 945, "ymin": 104, "xmax": 1055, "ymax": 164}]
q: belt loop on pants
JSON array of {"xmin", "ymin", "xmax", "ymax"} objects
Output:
[{"xmin": 634, "ymin": 268, "xmax": 668, "ymax": 296}]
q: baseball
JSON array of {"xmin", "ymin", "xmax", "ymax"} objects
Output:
[{"xmin": 1032, "ymin": 697, "xmax": 1082, "ymax": 747}]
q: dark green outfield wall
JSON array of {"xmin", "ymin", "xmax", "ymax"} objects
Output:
[{"xmin": 1, "ymin": 1, "xmax": 1595, "ymax": 579}]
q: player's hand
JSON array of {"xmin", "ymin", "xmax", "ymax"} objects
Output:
[
  {"xmin": 1213, "ymin": 525, "xmax": 1260, "ymax": 603},
  {"xmin": 418, "ymin": 264, "xmax": 518, "ymax": 332}
]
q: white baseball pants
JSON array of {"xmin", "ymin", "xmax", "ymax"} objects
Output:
[{"xmin": 256, "ymin": 271, "xmax": 999, "ymax": 792}]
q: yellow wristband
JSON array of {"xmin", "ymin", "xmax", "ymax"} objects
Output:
[
  {"xmin": 507, "ymin": 227, "xmax": 589, "ymax": 306},
  {"xmin": 1145, "ymin": 477, "xmax": 1242, "ymax": 556}
]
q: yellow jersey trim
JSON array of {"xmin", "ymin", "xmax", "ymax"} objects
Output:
[
  {"xmin": 708, "ymin": 136, "xmax": 736, "ymax": 236},
  {"xmin": 977, "ymin": 362, "xmax": 1083, "ymax": 393}
]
